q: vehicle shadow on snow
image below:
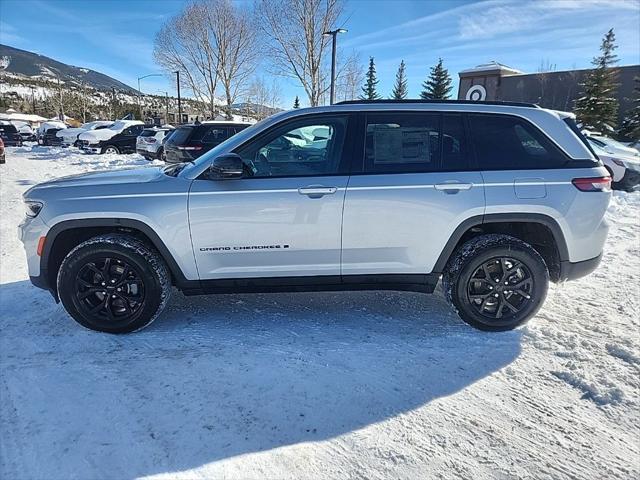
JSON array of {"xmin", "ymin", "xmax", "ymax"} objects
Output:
[{"xmin": 0, "ymin": 280, "xmax": 522, "ymax": 478}]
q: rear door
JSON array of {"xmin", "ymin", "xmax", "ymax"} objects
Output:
[
  {"xmin": 189, "ymin": 114, "xmax": 353, "ymax": 279},
  {"xmin": 342, "ymin": 112, "xmax": 485, "ymax": 276},
  {"xmin": 119, "ymin": 124, "xmax": 144, "ymax": 151}
]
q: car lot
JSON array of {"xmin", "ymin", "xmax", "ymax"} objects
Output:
[{"xmin": 1, "ymin": 145, "xmax": 639, "ymax": 479}]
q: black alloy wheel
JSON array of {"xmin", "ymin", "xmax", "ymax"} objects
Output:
[
  {"xmin": 74, "ymin": 257, "xmax": 146, "ymax": 325},
  {"xmin": 466, "ymin": 257, "xmax": 533, "ymax": 321}
]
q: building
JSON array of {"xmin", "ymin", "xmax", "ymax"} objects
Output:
[{"xmin": 457, "ymin": 61, "xmax": 639, "ymax": 125}]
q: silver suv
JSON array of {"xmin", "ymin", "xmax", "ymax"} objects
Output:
[{"xmin": 19, "ymin": 101, "xmax": 611, "ymax": 333}]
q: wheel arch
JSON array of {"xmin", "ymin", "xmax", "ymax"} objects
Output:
[
  {"xmin": 433, "ymin": 213, "xmax": 569, "ymax": 282},
  {"xmin": 41, "ymin": 218, "xmax": 189, "ymax": 299}
]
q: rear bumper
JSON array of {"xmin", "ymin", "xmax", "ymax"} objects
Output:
[{"xmin": 559, "ymin": 253, "xmax": 602, "ymax": 282}]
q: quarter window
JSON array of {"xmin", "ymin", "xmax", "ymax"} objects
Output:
[
  {"xmin": 235, "ymin": 116, "xmax": 348, "ymax": 178},
  {"xmin": 468, "ymin": 114, "xmax": 566, "ymax": 169}
]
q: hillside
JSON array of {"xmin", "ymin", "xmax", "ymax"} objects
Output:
[{"xmin": 0, "ymin": 44, "xmax": 136, "ymax": 93}]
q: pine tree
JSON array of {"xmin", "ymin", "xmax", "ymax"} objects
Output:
[
  {"xmin": 618, "ymin": 76, "xmax": 639, "ymax": 141},
  {"xmin": 360, "ymin": 57, "xmax": 380, "ymax": 101},
  {"xmin": 574, "ymin": 29, "xmax": 620, "ymax": 133},
  {"xmin": 293, "ymin": 96, "xmax": 300, "ymax": 109},
  {"xmin": 390, "ymin": 60, "xmax": 408, "ymax": 99},
  {"xmin": 420, "ymin": 58, "xmax": 453, "ymax": 100}
]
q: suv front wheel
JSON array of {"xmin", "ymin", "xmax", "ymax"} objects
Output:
[
  {"xmin": 57, "ymin": 234, "xmax": 171, "ymax": 333},
  {"xmin": 443, "ymin": 234, "xmax": 549, "ymax": 331}
]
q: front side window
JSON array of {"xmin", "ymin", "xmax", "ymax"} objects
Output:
[
  {"xmin": 235, "ymin": 116, "xmax": 348, "ymax": 178},
  {"xmin": 468, "ymin": 114, "xmax": 566, "ymax": 169},
  {"xmin": 364, "ymin": 113, "xmax": 440, "ymax": 173}
]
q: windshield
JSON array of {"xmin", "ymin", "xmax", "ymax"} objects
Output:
[{"xmin": 109, "ymin": 121, "xmax": 129, "ymax": 131}]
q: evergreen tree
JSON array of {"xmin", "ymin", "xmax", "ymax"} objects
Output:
[
  {"xmin": 618, "ymin": 76, "xmax": 639, "ymax": 141},
  {"xmin": 420, "ymin": 58, "xmax": 453, "ymax": 100},
  {"xmin": 574, "ymin": 29, "xmax": 620, "ymax": 133},
  {"xmin": 390, "ymin": 60, "xmax": 408, "ymax": 99},
  {"xmin": 360, "ymin": 57, "xmax": 380, "ymax": 100},
  {"xmin": 293, "ymin": 96, "xmax": 300, "ymax": 109}
]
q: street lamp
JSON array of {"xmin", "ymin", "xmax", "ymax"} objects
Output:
[
  {"xmin": 174, "ymin": 71, "xmax": 182, "ymax": 125},
  {"xmin": 137, "ymin": 73, "xmax": 163, "ymax": 120},
  {"xmin": 323, "ymin": 28, "xmax": 347, "ymax": 105}
]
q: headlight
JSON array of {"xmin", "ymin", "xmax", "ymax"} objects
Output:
[{"xmin": 24, "ymin": 200, "xmax": 43, "ymax": 218}]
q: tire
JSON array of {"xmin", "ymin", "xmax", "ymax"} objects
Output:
[
  {"xmin": 156, "ymin": 147, "xmax": 164, "ymax": 161},
  {"xmin": 57, "ymin": 234, "xmax": 171, "ymax": 333},
  {"xmin": 160, "ymin": 148, "xmax": 167, "ymax": 162},
  {"xmin": 102, "ymin": 145, "xmax": 120, "ymax": 155},
  {"xmin": 443, "ymin": 234, "xmax": 549, "ymax": 332}
]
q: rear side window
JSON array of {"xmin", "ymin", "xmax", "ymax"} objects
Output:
[
  {"xmin": 468, "ymin": 114, "xmax": 567, "ymax": 169},
  {"xmin": 167, "ymin": 127, "xmax": 192, "ymax": 145},
  {"xmin": 140, "ymin": 129, "xmax": 157, "ymax": 137},
  {"xmin": 201, "ymin": 127, "xmax": 228, "ymax": 144},
  {"xmin": 365, "ymin": 113, "xmax": 440, "ymax": 173}
]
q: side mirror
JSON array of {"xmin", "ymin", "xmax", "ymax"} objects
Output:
[{"xmin": 209, "ymin": 153, "xmax": 244, "ymax": 179}]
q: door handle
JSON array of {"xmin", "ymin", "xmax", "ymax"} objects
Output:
[
  {"xmin": 298, "ymin": 186, "xmax": 337, "ymax": 198},
  {"xmin": 434, "ymin": 182, "xmax": 473, "ymax": 194}
]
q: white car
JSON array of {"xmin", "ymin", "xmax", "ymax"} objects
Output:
[
  {"xmin": 136, "ymin": 126, "xmax": 173, "ymax": 161},
  {"xmin": 56, "ymin": 121, "xmax": 113, "ymax": 146},
  {"xmin": 588, "ymin": 138, "xmax": 640, "ymax": 191},
  {"xmin": 77, "ymin": 120, "xmax": 144, "ymax": 154},
  {"xmin": 587, "ymin": 135, "xmax": 640, "ymax": 159}
]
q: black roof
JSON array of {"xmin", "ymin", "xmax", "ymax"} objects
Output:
[{"xmin": 334, "ymin": 99, "xmax": 539, "ymax": 108}]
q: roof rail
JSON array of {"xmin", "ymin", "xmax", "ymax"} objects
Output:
[{"xmin": 334, "ymin": 99, "xmax": 540, "ymax": 108}]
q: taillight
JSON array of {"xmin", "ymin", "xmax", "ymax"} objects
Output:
[{"xmin": 572, "ymin": 176, "xmax": 611, "ymax": 192}]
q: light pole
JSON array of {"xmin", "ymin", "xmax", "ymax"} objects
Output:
[
  {"xmin": 137, "ymin": 73, "xmax": 163, "ymax": 120},
  {"xmin": 322, "ymin": 28, "xmax": 347, "ymax": 105},
  {"xmin": 174, "ymin": 71, "xmax": 182, "ymax": 125}
]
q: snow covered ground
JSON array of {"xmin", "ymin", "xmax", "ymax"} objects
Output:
[{"xmin": 1, "ymin": 146, "xmax": 638, "ymax": 480}]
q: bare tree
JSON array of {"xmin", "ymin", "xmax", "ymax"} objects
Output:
[
  {"xmin": 205, "ymin": 0, "xmax": 257, "ymax": 119},
  {"xmin": 154, "ymin": 2, "xmax": 220, "ymax": 118},
  {"xmin": 336, "ymin": 52, "xmax": 363, "ymax": 102},
  {"xmin": 246, "ymin": 77, "xmax": 281, "ymax": 120},
  {"xmin": 256, "ymin": 0, "xmax": 344, "ymax": 106}
]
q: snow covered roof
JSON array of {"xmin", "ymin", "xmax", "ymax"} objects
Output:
[
  {"xmin": 459, "ymin": 61, "xmax": 523, "ymax": 76},
  {"xmin": 0, "ymin": 112, "xmax": 48, "ymax": 122}
]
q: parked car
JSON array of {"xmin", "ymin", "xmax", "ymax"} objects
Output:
[
  {"xmin": 56, "ymin": 121, "xmax": 114, "ymax": 146},
  {"xmin": 163, "ymin": 121, "xmax": 251, "ymax": 163},
  {"xmin": 587, "ymin": 135, "xmax": 640, "ymax": 159},
  {"xmin": 37, "ymin": 121, "xmax": 66, "ymax": 146},
  {"xmin": 136, "ymin": 126, "xmax": 173, "ymax": 161},
  {"xmin": 20, "ymin": 100, "xmax": 611, "ymax": 334},
  {"xmin": 11, "ymin": 121, "xmax": 37, "ymax": 142},
  {"xmin": 588, "ymin": 138, "xmax": 640, "ymax": 191},
  {"xmin": 0, "ymin": 137, "xmax": 5, "ymax": 164},
  {"xmin": 78, "ymin": 120, "xmax": 144, "ymax": 154},
  {"xmin": 0, "ymin": 123, "xmax": 23, "ymax": 147}
]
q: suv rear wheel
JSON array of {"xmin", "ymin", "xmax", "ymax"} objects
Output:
[
  {"xmin": 57, "ymin": 234, "xmax": 171, "ymax": 333},
  {"xmin": 443, "ymin": 234, "xmax": 549, "ymax": 331}
]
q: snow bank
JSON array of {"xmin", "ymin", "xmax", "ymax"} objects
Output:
[{"xmin": 0, "ymin": 147, "xmax": 638, "ymax": 479}]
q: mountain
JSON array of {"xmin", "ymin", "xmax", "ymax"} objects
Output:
[{"xmin": 0, "ymin": 44, "xmax": 137, "ymax": 93}]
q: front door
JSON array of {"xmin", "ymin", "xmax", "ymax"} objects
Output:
[{"xmin": 189, "ymin": 114, "xmax": 352, "ymax": 279}]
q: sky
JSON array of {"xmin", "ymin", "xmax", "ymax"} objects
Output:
[{"xmin": 0, "ymin": 0, "xmax": 639, "ymax": 109}]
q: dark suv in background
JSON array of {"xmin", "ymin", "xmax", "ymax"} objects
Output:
[
  {"xmin": 164, "ymin": 121, "xmax": 251, "ymax": 163},
  {"xmin": 0, "ymin": 123, "xmax": 23, "ymax": 147}
]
